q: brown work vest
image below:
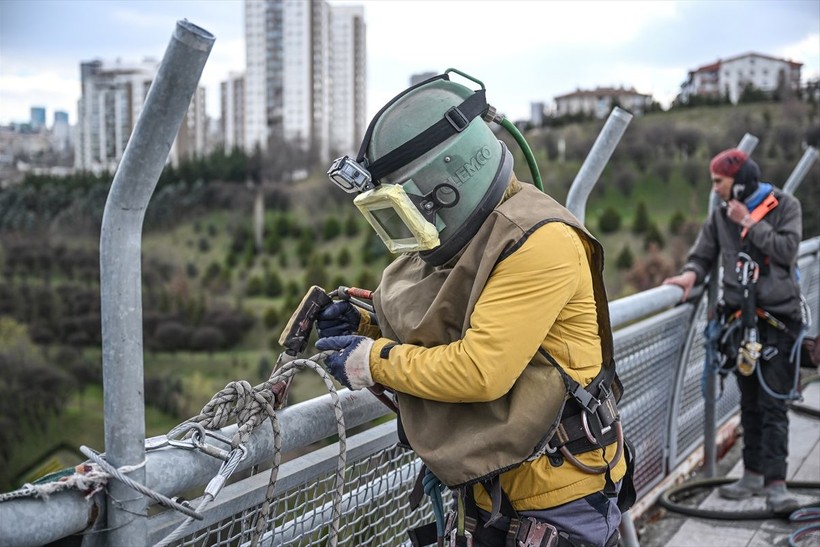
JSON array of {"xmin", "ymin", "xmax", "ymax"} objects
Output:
[{"xmin": 373, "ymin": 182, "xmax": 615, "ymax": 487}]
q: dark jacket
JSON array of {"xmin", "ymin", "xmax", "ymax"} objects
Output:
[{"xmin": 682, "ymin": 186, "xmax": 802, "ymax": 323}]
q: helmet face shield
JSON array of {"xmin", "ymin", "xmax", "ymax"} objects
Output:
[{"xmin": 353, "ymin": 183, "xmax": 440, "ymax": 253}]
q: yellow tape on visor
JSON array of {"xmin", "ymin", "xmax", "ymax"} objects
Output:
[{"xmin": 353, "ymin": 184, "xmax": 440, "ymax": 254}]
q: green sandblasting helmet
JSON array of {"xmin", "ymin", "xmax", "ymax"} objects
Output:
[{"xmin": 363, "ymin": 72, "xmax": 513, "ymax": 266}]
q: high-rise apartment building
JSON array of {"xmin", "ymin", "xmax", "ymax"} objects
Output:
[
  {"xmin": 220, "ymin": 72, "xmax": 246, "ymax": 151},
  {"xmin": 76, "ymin": 58, "xmax": 207, "ymax": 172},
  {"xmin": 329, "ymin": 5, "xmax": 366, "ymax": 158},
  {"xmin": 52, "ymin": 110, "xmax": 71, "ymax": 152},
  {"xmin": 243, "ymin": 0, "xmax": 365, "ymax": 165},
  {"xmin": 169, "ymin": 86, "xmax": 207, "ymax": 168},
  {"xmin": 30, "ymin": 107, "xmax": 46, "ymax": 130}
]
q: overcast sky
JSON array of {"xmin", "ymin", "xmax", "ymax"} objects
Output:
[{"xmin": 1, "ymin": 0, "xmax": 818, "ymax": 127}]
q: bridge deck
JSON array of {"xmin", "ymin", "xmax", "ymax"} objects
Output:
[{"xmin": 637, "ymin": 377, "xmax": 820, "ymax": 547}]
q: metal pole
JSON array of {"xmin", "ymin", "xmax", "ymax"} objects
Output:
[
  {"xmin": 99, "ymin": 20, "xmax": 214, "ymax": 545},
  {"xmin": 564, "ymin": 107, "xmax": 633, "ymax": 224},
  {"xmin": 782, "ymin": 146, "xmax": 818, "ymax": 195},
  {"xmin": 702, "ymin": 133, "xmax": 759, "ymax": 477}
]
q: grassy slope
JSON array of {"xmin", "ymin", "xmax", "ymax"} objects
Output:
[{"xmin": 6, "ymin": 385, "xmax": 179, "ymax": 490}]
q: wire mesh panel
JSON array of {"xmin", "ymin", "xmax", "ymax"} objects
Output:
[
  {"xmin": 613, "ymin": 306, "xmax": 692, "ymax": 497},
  {"xmin": 671, "ymin": 296, "xmax": 742, "ymax": 468},
  {"xmin": 149, "ymin": 422, "xmax": 434, "ymax": 547},
  {"xmin": 798, "ymin": 251, "xmax": 819, "ymax": 338}
]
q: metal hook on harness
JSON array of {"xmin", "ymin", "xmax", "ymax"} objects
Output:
[
  {"xmin": 581, "ymin": 411, "xmax": 612, "ymax": 445},
  {"xmin": 735, "ymin": 251, "xmax": 759, "ymax": 286},
  {"xmin": 560, "ymin": 421, "xmax": 625, "ymax": 475}
]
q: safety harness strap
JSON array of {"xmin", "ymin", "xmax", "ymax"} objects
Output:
[
  {"xmin": 365, "ymin": 89, "xmax": 488, "ymax": 182},
  {"xmin": 538, "ymin": 348, "xmax": 620, "ymax": 429},
  {"xmin": 538, "ymin": 348, "xmax": 620, "ymax": 495}
]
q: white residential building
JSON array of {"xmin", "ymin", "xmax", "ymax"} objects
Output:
[
  {"xmin": 220, "ymin": 72, "xmax": 246, "ymax": 151},
  {"xmin": 554, "ymin": 87, "xmax": 653, "ymax": 119},
  {"xmin": 243, "ymin": 0, "xmax": 366, "ymax": 164},
  {"xmin": 679, "ymin": 52, "xmax": 803, "ymax": 104},
  {"xmin": 329, "ymin": 5, "xmax": 366, "ymax": 158},
  {"xmin": 169, "ymin": 86, "xmax": 207, "ymax": 168},
  {"xmin": 244, "ymin": 0, "xmax": 280, "ymax": 153},
  {"xmin": 76, "ymin": 58, "xmax": 206, "ymax": 172},
  {"xmin": 282, "ymin": 0, "xmax": 329, "ymax": 161}
]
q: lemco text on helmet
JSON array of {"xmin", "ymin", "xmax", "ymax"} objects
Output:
[{"xmin": 440, "ymin": 146, "xmax": 493, "ymax": 187}]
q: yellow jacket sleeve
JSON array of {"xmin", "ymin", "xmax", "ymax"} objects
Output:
[{"xmin": 370, "ymin": 222, "xmax": 601, "ymax": 401}]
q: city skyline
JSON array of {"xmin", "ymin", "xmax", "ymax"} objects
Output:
[{"xmin": 1, "ymin": 0, "xmax": 818, "ymax": 128}]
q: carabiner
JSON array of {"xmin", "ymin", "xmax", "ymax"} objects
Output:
[{"xmin": 166, "ymin": 422, "xmax": 207, "ymax": 450}]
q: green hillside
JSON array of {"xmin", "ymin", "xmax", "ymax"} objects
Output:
[{"xmin": 0, "ymin": 100, "xmax": 817, "ymax": 491}]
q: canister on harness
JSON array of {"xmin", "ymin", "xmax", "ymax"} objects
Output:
[
  {"xmin": 736, "ymin": 328, "xmax": 761, "ymax": 376},
  {"xmin": 735, "ymin": 252, "xmax": 760, "ymax": 376}
]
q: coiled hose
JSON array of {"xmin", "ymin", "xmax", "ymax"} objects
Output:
[{"xmin": 658, "ymin": 373, "xmax": 820, "ymax": 544}]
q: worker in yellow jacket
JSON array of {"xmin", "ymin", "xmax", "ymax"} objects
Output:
[{"xmin": 318, "ymin": 70, "xmax": 632, "ymax": 547}]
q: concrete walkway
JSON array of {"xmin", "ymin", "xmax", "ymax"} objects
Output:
[{"xmin": 637, "ymin": 377, "xmax": 820, "ymax": 547}]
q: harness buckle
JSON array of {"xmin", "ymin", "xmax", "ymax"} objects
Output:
[
  {"xmin": 449, "ymin": 527, "xmax": 473, "ymax": 547},
  {"xmin": 517, "ymin": 517, "xmax": 558, "ymax": 547},
  {"xmin": 595, "ymin": 384, "xmax": 619, "ymax": 427},
  {"xmin": 570, "ymin": 384, "xmax": 600, "ymax": 414}
]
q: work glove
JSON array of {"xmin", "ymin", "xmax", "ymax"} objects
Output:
[
  {"xmin": 315, "ymin": 335, "xmax": 374, "ymax": 390},
  {"xmin": 317, "ymin": 301, "xmax": 362, "ymax": 338}
]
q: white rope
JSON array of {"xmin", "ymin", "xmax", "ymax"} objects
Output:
[{"xmin": 0, "ymin": 464, "xmax": 109, "ymax": 502}]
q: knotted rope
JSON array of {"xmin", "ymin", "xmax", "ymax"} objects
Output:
[{"xmin": 156, "ymin": 353, "xmax": 346, "ymax": 547}]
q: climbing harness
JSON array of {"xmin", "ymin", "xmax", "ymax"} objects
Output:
[
  {"xmin": 408, "ymin": 350, "xmax": 633, "ymax": 547},
  {"xmin": 707, "ymin": 244, "xmax": 808, "ymax": 402}
]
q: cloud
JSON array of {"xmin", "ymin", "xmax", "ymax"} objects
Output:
[
  {"xmin": 0, "ymin": 71, "xmax": 79, "ymax": 124},
  {"xmin": 1, "ymin": 0, "xmax": 818, "ymax": 126},
  {"xmin": 778, "ymin": 33, "xmax": 820, "ymax": 78},
  {"xmin": 200, "ymin": 37, "xmax": 246, "ymax": 114},
  {"xmin": 110, "ymin": 6, "xmax": 179, "ymax": 30}
]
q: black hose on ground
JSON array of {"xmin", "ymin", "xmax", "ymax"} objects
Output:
[
  {"xmin": 789, "ymin": 373, "xmax": 820, "ymax": 418},
  {"xmin": 657, "ymin": 369, "xmax": 820, "ymax": 522},
  {"xmin": 658, "ymin": 478, "xmax": 820, "ymax": 520}
]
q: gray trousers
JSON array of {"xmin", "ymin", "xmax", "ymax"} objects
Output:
[
  {"xmin": 735, "ymin": 320, "xmax": 798, "ymax": 482},
  {"xmin": 477, "ymin": 488, "xmax": 622, "ymax": 546}
]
